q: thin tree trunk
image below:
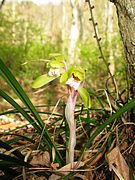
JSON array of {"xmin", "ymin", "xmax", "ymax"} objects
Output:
[
  {"xmin": 78, "ymin": 0, "xmax": 83, "ymax": 42},
  {"xmin": 112, "ymin": 0, "xmax": 135, "ymax": 100},
  {"xmin": 106, "ymin": 2, "xmax": 115, "ymax": 75},
  {"xmin": 12, "ymin": 1, "xmax": 16, "ymax": 44},
  {"xmin": 68, "ymin": 0, "xmax": 79, "ymax": 65},
  {"xmin": 61, "ymin": 0, "xmax": 68, "ymax": 54}
]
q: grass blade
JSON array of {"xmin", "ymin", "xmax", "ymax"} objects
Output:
[
  {"xmin": 0, "ymin": 153, "xmax": 32, "ymax": 168},
  {"xmin": 0, "ymin": 140, "xmax": 24, "ymax": 160},
  {"xmin": 0, "ymin": 59, "xmax": 44, "ymax": 128},
  {"xmin": 0, "ymin": 89, "xmax": 43, "ymax": 137},
  {"xmin": 80, "ymin": 99, "xmax": 135, "ymax": 155},
  {"xmin": 0, "ymin": 59, "xmax": 63, "ymax": 164}
]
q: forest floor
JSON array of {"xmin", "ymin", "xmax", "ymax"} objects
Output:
[{"xmin": 0, "ymin": 84, "xmax": 135, "ymax": 180}]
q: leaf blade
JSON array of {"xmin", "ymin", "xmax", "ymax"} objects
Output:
[
  {"xmin": 32, "ymin": 74, "xmax": 57, "ymax": 88},
  {"xmin": 78, "ymin": 86, "xmax": 91, "ymax": 108}
]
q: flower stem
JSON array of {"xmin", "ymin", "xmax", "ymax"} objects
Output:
[{"xmin": 65, "ymin": 90, "xmax": 78, "ymax": 167}]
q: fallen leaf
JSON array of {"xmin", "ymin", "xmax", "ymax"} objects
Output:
[
  {"xmin": 27, "ymin": 174, "xmax": 47, "ymax": 180},
  {"xmin": 75, "ymin": 173, "xmax": 89, "ymax": 180},
  {"xmin": 107, "ymin": 146, "xmax": 129, "ymax": 180},
  {"xmin": 84, "ymin": 171, "xmax": 93, "ymax": 180},
  {"xmin": 49, "ymin": 161, "xmax": 84, "ymax": 180},
  {"xmin": 51, "ymin": 162, "xmax": 59, "ymax": 170},
  {"xmin": 130, "ymin": 142, "xmax": 135, "ymax": 157},
  {"xmin": 120, "ymin": 141, "xmax": 129, "ymax": 151},
  {"xmin": 30, "ymin": 151, "xmax": 50, "ymax": 167}
]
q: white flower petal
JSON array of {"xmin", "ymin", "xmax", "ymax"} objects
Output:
[
  {"xmin": 48, "ymin": 68, "xmax": 60, "ymax": 77},
  {"xmin": 66, "ymin": 76, "xmax": 81, "ymax": 90}
]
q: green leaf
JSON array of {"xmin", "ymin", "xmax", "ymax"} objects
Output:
[
  {"xmin": 78, "ymin": 86, "xmax": 91, "ymax": 108},
  {"xmin": 88, "ymin": 85, "xmax": 96, "ymax": 96},
  {"xmin": 32, "ymin": 74, "xmax": 57, "ymax": 88},
  {"xmin": 0, "ymin": 140, "xmax": 24, "ymax": 160},
  {"xmin": 0, "ymin": 89, "xmax": 42, "ymax": 135},
  {"xmin": 80, "ymin": 99, "xmax": 135, "ymax": 155},
  {"xmin": 0, "ymin": 153, "xmax": 32, "ymax": 168},
  {"xmin": 60, "ymin": 71, "xmax": 69, "ymax": 85},
  {"xmin": 0, "ymin": 59, "xmax": 44, "ymax": 129},
  {"xmin": 0, "ymin": 59, "xmax": 63, "ymax": 165},
  {"xmin": 50, "ymin": 60, "xmax": 64, "ymax": 68},
  {"xmin": 63, "ymin": 99, "xmax": 135, "ymax": 179}
]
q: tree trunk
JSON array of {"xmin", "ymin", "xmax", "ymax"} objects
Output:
[
  {"xmin": 112, "ymin": 0, "xmax": 135, "ymax": 99},
  {"xmin": 61, "ymin": 0, "xmax": 68, "ymax": 54},
  {"xmin": 12, "ymin": 0, "xmax": 16, "ymax": 44},
  {"xmin": 106, "ymin": 2, "xmax": 115, "ymax": 76},
  {"xmin": 68, "ymin": 0, "xmax": 79, "ymax": 65}
]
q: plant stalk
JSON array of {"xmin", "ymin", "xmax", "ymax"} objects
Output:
[{"xmin": 65, "ymin": 90, "xmax": 78, "ymax": 168}]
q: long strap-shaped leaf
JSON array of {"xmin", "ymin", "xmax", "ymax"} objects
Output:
[
  {"xmin": 80, "ymin": 99, "xmax": 135, "ymax": 156},
  {"xmin": 0, "ymin": 153, "xmax": 32, "ymax": 168},
  {"xmin": 0, "ymin": 59, "xmax": 63, "ymax": 164},
  {"xmin": 0, "ymin": 90, "xmax": 47, "ymax": 144},
  {"xmin": 0, "ymin": 140, "xmax": 24, "ymax": 160},
  {"xmin": 0, "ymin": 89, "xmax": 63, "ymax": 165},
  {"xmin": 62, "ymin": 99, "xmax": 135, "ymax": 179},
  {"xmin": 0, "ymin": 59, "xmax": 44, "ymax": 129},
  {"xmin": 0, "ymin": 165, "xmax": 20, "ymax": 178}
]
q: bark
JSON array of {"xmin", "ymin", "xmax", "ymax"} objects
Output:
[{"xmin": 112, "ymin": 0, "xmax": 135, "ymax": 99}]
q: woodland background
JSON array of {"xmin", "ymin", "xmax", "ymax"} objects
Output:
[
  {"xmin": 0, "ymin": 0, "xmax": 134, "ymax": 180},
  {"xmin": 0, "ymin": 0, "xmax": 125, "ymax": 106}
]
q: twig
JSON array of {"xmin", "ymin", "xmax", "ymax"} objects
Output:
[
  {"xmin": 111, "ymin": 164, "xmax": 125, "ymax": 180},
  {"xmin": 86, "ymin": 0, "xmax": 118, "ymax": 96},
  {"xmin": 104, "ymin": 89, "xmax": 113, "ymax": 114}
]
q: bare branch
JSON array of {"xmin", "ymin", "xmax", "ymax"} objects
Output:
[{"xmin": 86, "ymin": 0, "xmax": 119, "ymax": 97}]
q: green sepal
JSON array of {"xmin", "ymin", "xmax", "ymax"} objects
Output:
[
  {"xmin": 66, "ymin": 66, "xmax": 75, "ymax": 77},
  {"xmin": 67, "ymin": 66, "xmax": 84, "ymax": 80},
  {"xmin": 73, "ymin": 70, "xmax": 83, "ymax": 80},
  {"xmin": 32, "ymin": 74, "xmax": 57, "ymax": 89},
  {"xmin": 78, "ymin": 86, "xmax": 91, "ymax": 108},
  {"xmin": 60, "ymin": 71, "xmax": 69, "ymax": 85}
]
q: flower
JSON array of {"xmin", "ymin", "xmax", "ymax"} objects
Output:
[
  {"xmin": 66, "ymin": 74, "xmax": 81, "ymax": 91},
  {"xmin": 48, "ymin": 68, "xmax": 61, "ymax": 77}
]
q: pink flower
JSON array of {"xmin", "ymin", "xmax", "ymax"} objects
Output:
[{"xmin": 66, "ymin": 74, "xmax": 81, "ymax": 91}]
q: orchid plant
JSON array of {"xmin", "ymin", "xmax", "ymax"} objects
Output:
[{"xmin": 32, "ymin": 53, "xmax": 91, "ymax": 167}]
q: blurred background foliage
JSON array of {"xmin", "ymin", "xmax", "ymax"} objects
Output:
[{"xmin": 0, "ymin": 0, "xmax": 126, "ymax": 105}]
